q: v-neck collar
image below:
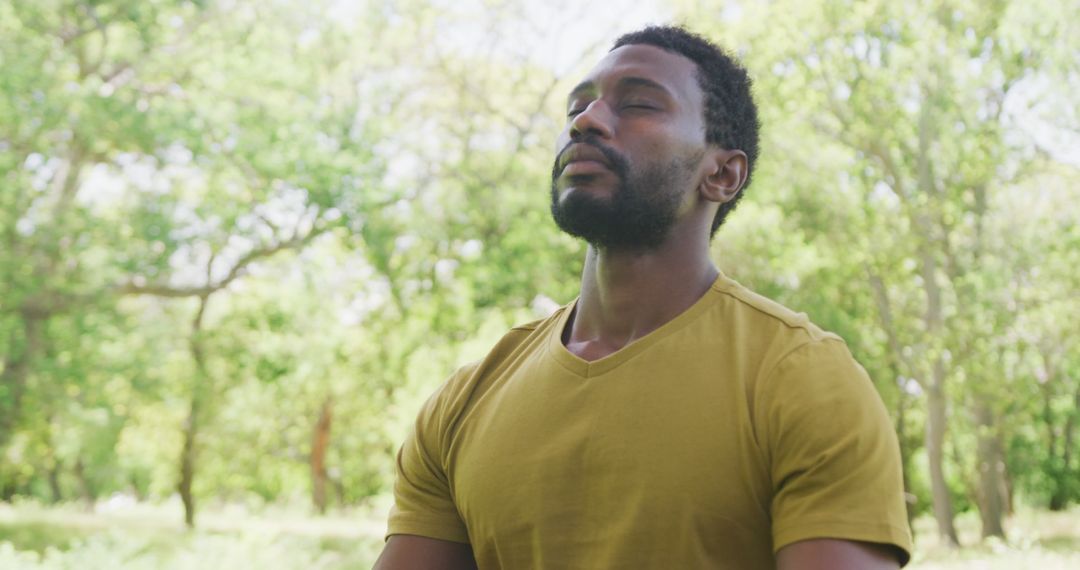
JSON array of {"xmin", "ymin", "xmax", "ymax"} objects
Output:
[{"xmin": 546, "ymin": 274, "xmax": 725, "ymax": 379}]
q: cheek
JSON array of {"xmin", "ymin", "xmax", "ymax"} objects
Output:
[{"xmin": 633, "ymin": 137, "xmax": 679, "ymax": 169}]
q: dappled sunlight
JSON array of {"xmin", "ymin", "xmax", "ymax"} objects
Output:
[{"xmin": 1, "ymin": 0, "xmax": 1078, "ymax": 567}]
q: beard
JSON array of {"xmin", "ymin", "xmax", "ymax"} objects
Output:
[{"xmin": 550, "ymin": 137, "xmax": 698, "ymax": 251}]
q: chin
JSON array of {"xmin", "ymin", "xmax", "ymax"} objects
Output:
[{"xmin": 558, "ymin": 180, "xmax": 617, "ymax": 202}]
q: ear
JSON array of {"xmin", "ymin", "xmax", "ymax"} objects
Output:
[{"xmin": 699, "ymin": 148, "xmax": 747, "ymax": 204}]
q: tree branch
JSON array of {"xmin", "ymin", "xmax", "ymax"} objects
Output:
[{"xmin": 119, "ymin": 225, "xmax": 329, "ymax": 299}]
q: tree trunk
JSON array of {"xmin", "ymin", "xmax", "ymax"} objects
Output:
[
  {"xmin": 74, "ymin": 456, "xmax": 95, "ymax": 512},
  {"xmin": 178, "ymin": 393, "xmax": 200, "ymax": 528},
  {"xmin": 332, "ymin": 471, "xmax": 346, "ymax": 508},
  {"xmin": 48, "ymin": 459, "xmax": 63, "ymax": 503},
  {"xmin": 1004, "ymin": 462, "xmax": 1015, "ymax": 516},
  {"xmin": 311, "ymin": 397, "xmax": 333, "ymax": 515},
  {"xmin": 917, "ymin": 225, "xmax": 959, "ymax": 547},
  {"xmin": 895, "ymin": 389, "xmax": 917, "ymax": 535},
  {"xmin": 0, "ymin": 315, "xmax": 43, "ymax": 452},
  {"xmin": 131, "ymin": 473, "xmax": 148, "ymax": 502},
  {"xmin": 1065, "ymin": 385, "xmax": 1080, "ymax": 485},
  {"xmin": 178, "ymin": 294, "xmax": 210, "ymax": 529},
  {"xmin": 865, "ymin": 268, "xmax": 919, "ymax": 536},
  {"xmin": 974, "ymin": 401, "xmax": 1006, "ymax": 539},
  {"xmin": 42, "ymin": 417, "xmax": 64, "ymax": 504},
  {"xmin": 926, "ymin": 372, "xmax": 960, "ymax": 547},
  {"xmin": 1049, "ymin": 384, "xmax": 1080, "ymax": 510}
]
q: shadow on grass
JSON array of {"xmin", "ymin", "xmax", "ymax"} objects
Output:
[
  {"xmin": 0, "ymin": 521, "xmax": 93, "ymax": 554},
  {"xmin": 0, "ymin": 516, "xmax": 385, "ymax": 568},
  {"xmin": 1039, "ymin": 534, "xmax": 1080, "ymax": 553}
]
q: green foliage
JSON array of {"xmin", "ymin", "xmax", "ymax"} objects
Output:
[
  {"xmin": 1, "ymin": 0, "xmax": 1078, "ymax": 562},
  {"xmin": 683, "ymin": 0, "xmax": 1080, "ymax": 534}
]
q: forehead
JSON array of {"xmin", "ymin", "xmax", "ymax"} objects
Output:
[{"xmin": 573, "ymin": 44, "xmax": 702, "ymax": 106}]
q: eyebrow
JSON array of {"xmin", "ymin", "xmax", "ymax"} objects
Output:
[{"xmin": 566, "ymin": 76, "xmax": 675, "ymax": 103}]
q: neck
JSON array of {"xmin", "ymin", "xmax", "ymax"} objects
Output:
[{"xmin": 564, "ymin": 227, "xmax": 718, "ymax": 361}]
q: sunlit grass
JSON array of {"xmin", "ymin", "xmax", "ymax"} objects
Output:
[
  {"xmin": 0, "ymin": 497, "xmax": 389, "ymax": 569},
  {"xmin": 909, "ymin": 506, "xmax": 1080, "ymax": 569},
  {"xmin": 1, "ymin": 498, "xmax": 1078, "ymax": 568}
]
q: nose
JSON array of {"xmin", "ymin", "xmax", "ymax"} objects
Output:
[{"xmin": 569, "ymin": 100, "xmax": 614, "ymax": 141}]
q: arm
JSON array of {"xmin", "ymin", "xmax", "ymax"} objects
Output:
[
  {"xmin": 373, "ymin": 535, "xmax": 478, "ymax": 570},
  {"xmin": 761, "ymin": 340, "xmax": 913, "ymax": 566},
  {"xmin": 776, "ymin": 539, "xmax": 901, "ymax": 570},
  {"xmin": 381, "ymin": 366, "xmax": 482, "ymax": 569}
]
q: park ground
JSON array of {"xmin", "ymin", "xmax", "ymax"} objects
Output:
[{"xmin": 0, "ymin": 497, "xmax": 1077, "ymax": 569}]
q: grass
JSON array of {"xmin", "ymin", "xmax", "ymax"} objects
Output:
[
  {"xmin": 0, "ymin": 497, "xmax": 388, "ymax": 569},
  {"xmin": 1, "ymin": 497, "xmax": 1078, "ymax": 568},
  {"xmin": 906, "ymin": 507, "xmax": 1080, "ymax": 569}
]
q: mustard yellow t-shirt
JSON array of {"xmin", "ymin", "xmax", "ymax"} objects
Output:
[{"xmin": 388, "ymin": 274, "xmax": 912, "ymax": 568}]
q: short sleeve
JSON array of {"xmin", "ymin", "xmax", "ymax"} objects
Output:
[
  {"xmin": 759, "ymin": 339, "xmax": 913, "ymax": 565},
  {"xmin": 386, "ymin": 378, "xmax": 471, "ymax": 544}
]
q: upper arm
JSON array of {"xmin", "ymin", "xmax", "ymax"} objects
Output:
[
  {"xmin": 760, "ymin": 340, "xmax": 913, "ymax": 564},
  {"xmin": 386, "ymin": 371, "xmax": 472, "ymax": 544},
  {"xmin": 776, "ymin": 538, "xmax": 901, "ymax": 570},
  {"xmin": 374, "ymin": 535, "xmax": 478, "ymax": 570}
]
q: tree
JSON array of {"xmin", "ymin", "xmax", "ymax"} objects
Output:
[
  {"xmin": 683, "ymin": 0, "xmax": 1080, "ymax": 544},
  {"xmin": 1, "ymin": 0, "xmax": 384, "ymax": 525}
]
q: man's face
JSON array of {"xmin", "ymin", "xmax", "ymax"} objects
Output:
[{"xmin": 550, "ymin": 44, "xmax": 709, "ymax": 250}]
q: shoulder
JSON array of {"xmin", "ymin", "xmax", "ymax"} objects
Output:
[
  {"xmin": 761, "ymin": 341, "xmax": 911, "ymax": 563},
  {"xmin": 703, "ymin": 274, "xmax": 851, "ymax": 386},
  {"xmin": 710, "ymin": 273, "xmax": 841, "ymax": 345},
  {"xmin": 705, "ymin": 275, "xmax": 883, "ymax": 431},
  {"xmin": 754, "ymin": 332, "xmax": 892, "ymax": 460},
  {"xmin": 451, "ymin": 307, "xmax": 562, "ymax": 389},
  {"xmin": 419, "ymin": 306, "xmax": 569, "ymax": 428}
]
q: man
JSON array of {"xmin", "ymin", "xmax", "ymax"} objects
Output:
[{"xmin": 375, "ymin": 26, "xmax": 912, "ymax": 569}]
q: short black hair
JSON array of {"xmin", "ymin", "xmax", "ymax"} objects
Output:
[{"xmin": 611, "ymin": 26, "xmax": 760, "ymax": 236}]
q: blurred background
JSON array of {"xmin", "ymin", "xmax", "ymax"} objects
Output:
[{"xmin": 1, "ymin": 0, "xmax": 1078, "ymax": 568}]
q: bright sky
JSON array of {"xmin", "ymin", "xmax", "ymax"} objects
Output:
[{"xmin": 432, "ymin": 0, "xmax": 674, "ymax": 74}]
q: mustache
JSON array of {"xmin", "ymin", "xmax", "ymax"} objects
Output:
[{"xmin": 553, "ymin": 136, "xmax": 627, "ymax": 177}]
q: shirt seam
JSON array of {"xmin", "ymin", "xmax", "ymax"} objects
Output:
[
  {"xmin": 712, "ymin": 283, "xmax": 841, "ymax": 340},
  {"xmin": 772, "ymin": 517, "xmax": 913, "ymax": 562},
  {"xmin": 386, "ymin": 514, "xmax": 471, "ymax": 544},
  {"xmin": 772, "ymin": 516, "xmax": 911, "ymax": 536}
]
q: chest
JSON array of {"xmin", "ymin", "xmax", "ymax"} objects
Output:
[{"xmin": 446, "ymin": 354, "xmax": 773, "ymax": 553}]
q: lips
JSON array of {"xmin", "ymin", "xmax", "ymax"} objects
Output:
[
  {"xmin": 562, "ymin": 160, "xmax": 610, "ymax": 175},
  {"xmin": 558, "ymin": 144, "xmax": 612, "ymax": 175}
]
